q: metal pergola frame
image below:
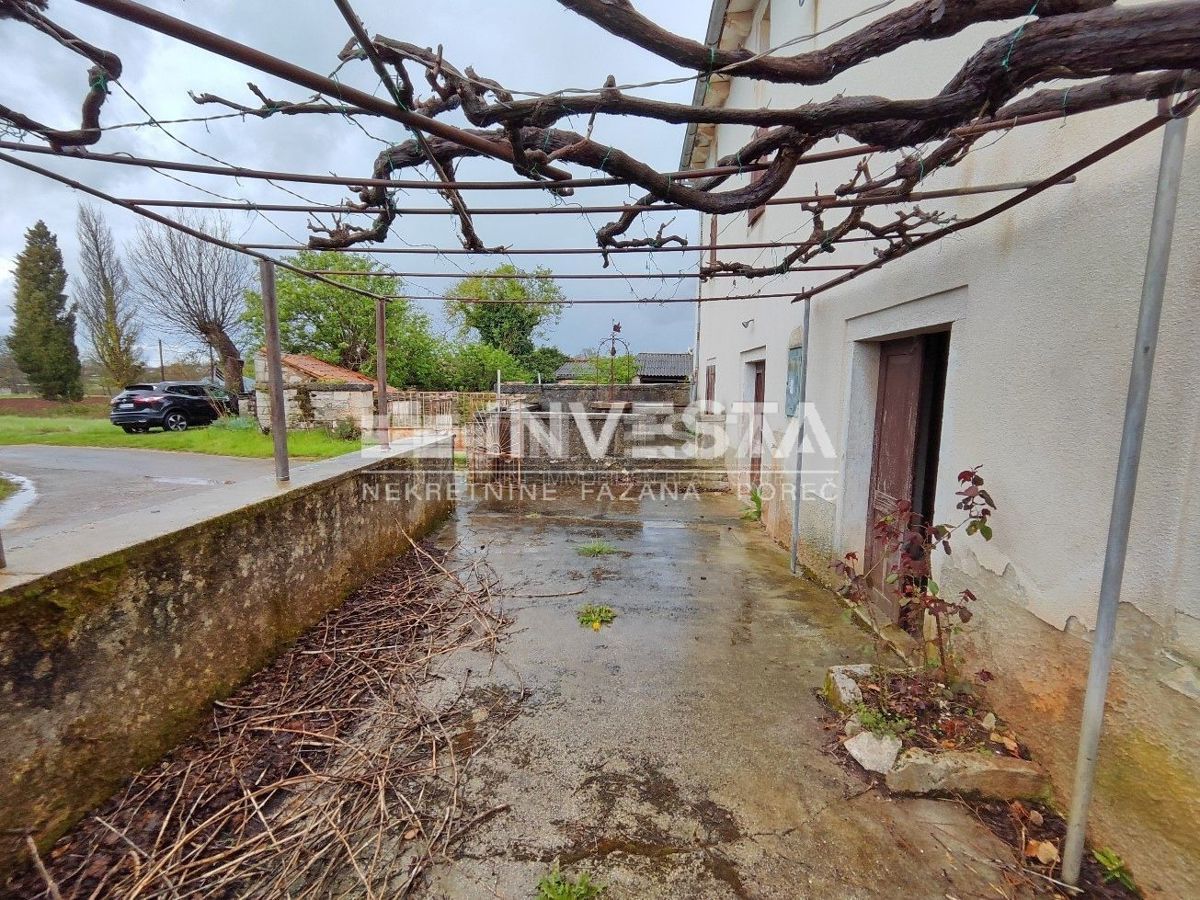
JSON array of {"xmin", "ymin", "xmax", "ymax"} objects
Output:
[{"xmin": 1, "ymin": 0, "xmax": 1195, "ymax": 886}]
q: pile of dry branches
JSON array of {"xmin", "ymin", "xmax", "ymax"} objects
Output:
[{"xmin": 13, "ymin": 539, "xmax": 515, "ymax": 899}]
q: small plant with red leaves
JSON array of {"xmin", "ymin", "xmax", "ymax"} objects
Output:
[{"xmin": 832, "ymin": 466, "xmax": 997, "ymax": 681}]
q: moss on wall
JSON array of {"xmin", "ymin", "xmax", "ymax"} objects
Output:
[{"xmin": 0, "ymin": 451, "xmax": 453, "ymax": 874}]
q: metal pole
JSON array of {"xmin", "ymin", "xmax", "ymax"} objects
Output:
[
  {"xmin": 375, "ymin": 297, "xmax": 390, "ymax": 450},
  {"xmin": 1061, "ymin": 112, "xmax": 1189, "ymax": 884},
  {"xmin": 259, "ymin": 260, "xmax": 290, "ymax": 482},
  {"xmin": 789, "ymin": 297, "xmax": 812, "ymax": 575}
]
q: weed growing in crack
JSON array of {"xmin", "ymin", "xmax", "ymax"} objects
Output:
[
  {"xmin": 1093, "ymin": 848, "xmax": 1136, "ymax": 891},
  {"xmin": 536, "ymin": 866, "xmax": 604, "ymax": 899},
  {"xmin": 577, "ymin": 604, "xmax": 617, "ymax": 631},
  {"xmin": 577, "ymin": 540, "xmax": 617, "ymax": 557}
]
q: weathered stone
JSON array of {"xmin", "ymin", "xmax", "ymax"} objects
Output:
[
  {"xmin": 823, "ymin": 664, "xmax": 874, "ymax": 711},
  {"xmin": 981, "ymin": 712, "xmax": 997, "ymax": 731},
  {"xmin": 845, "ymin": 732, "xmax": 902, "ymax": 774},
  {"xmin": 886, "ymin": 749, "xmax": 1049, "ymax": 800},
  {"xmin": 844, "ymin": 714, "xmax": 864, "ymax": 737}
]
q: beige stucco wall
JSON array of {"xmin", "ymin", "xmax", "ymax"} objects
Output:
[{"xmin": 694, "ymin": 1, "xmax": 1200, "ymax": 895}]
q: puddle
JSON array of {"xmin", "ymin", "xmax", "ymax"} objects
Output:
[
  {"xmin": 145, "ymin": 475, "xmax": 226, "ymax": 486},
  {"xmin": 0, "ymin": 472, "xmax": 37, "ymax": 527}
]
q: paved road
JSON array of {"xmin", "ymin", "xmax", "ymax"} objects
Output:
[{"xmin": 0, "ymin": 445, "xmax": 275, "ymax": 551}]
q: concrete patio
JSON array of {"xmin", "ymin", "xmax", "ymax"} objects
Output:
[{"xmin": 421, "ymin": 487, "xmax": 1023, "ymax": 898}]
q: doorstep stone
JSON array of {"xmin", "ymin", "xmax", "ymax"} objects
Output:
[{"xmin": 886, "ymin": 748, "xmax": 1049, "ymax": 800}]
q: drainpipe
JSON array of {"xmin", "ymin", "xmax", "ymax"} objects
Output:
[
  {"xmin": 1061, "ymin": 108, "xmax": 1190, "ymax": 885},
  {"xmin": 789, "ymin": 297, "xmax": 812, "ymax": 575}
]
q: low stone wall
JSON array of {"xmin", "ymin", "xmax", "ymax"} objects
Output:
[
  {"xmin": 509, "ymin": 382, "xmax": 691, "ymax": 409},
  {"xmin": 0, "ymin": 446, "xmax": 453, "ymax": 872}
]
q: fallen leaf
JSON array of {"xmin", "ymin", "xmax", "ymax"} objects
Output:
[
  {"xmin": 1029, "ymin": 809, "xmax": 1044, "ymax": 827},
  {"xmin": 990, "ymin": 732, "xmax": 1020, "ymax": 754},
  {"xmin": 403, "ymin": 828, "xmax": 419, "ymax": 840},
  {"xmin": 1025, "ymin": 839, "xmax": 1060, "ymax": 865}
]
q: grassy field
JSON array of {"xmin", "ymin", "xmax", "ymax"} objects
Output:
[{"xmin": 0, "ymin": 416, "xmax": 359, "ymax": 460}]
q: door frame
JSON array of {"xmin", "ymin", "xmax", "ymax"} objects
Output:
[{"xmin": 833, "ymin": 286, "xmax": 966, "ymax": 581}]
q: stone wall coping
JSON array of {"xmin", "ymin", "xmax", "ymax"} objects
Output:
[{"xmin": 0, "ymin": 435, "xmax": 451, "ymax": 592}]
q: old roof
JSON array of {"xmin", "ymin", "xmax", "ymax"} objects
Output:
[
  {"xmin": 280, "ymin": 353, "xmax": 374, "ymax": 384},
  {"xmin": 636, "ymin": 352, "xmax": 693, "ymax": 379},
  {"xmin": 554, "ymin": 358, "xmax": 592, "ymax": 379}
]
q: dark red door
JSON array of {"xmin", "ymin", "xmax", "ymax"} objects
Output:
[
  {"xmin": 704, "ymin": 365, "xmax": 716, "ymax": 414},
  {"xmin": 865, "ymin": 337, "xmax": 925, "ymax": 620},
  {"xmin": 749, "ymin": 362, "xmax": 766, "ymax": 485}
]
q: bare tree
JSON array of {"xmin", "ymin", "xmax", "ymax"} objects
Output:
[
  {"xmin": 128, "ymin": 214, "xmax": 251, "ymax": 391},
  {"xmin": 76, "ymin": 203, "xmax": 142, "ymax": 391}
]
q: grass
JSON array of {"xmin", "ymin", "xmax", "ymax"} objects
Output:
[
  {"xmin": 0, "ymin": 475, "xmax": 20, "ymax": 503},
  {"xmin": 576, "ymin": 540, "xmax": 617, "ymax": 557},
  {"xmin": 0, "ymin": 415, "xmax": 358, "ymax": 460},
  {"xmin": 536, "ymin": 867, "xmax": 603, "ymax": 899},
  {"xmin": 577, "ymin": 604, "xmax": 617, "ymax": 631}
]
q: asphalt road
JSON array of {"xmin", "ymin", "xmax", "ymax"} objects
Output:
[{"xmin": 0, "ymin": 445, "xmax": 275, "ymax": 552}]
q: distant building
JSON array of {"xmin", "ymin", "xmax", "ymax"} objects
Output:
[
  {"xmin": 553, "ymin": 351, "xmax": 694, "ymax": 384},
  {"xmin": 632, "ymin": 352, "xmax": 693, "ymax": 384},
  {"xmin": 252, "ymin": 351, "xmax": 376, "ymax": 430}
]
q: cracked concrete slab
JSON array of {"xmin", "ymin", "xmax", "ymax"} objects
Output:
[{"xmin": 419, "ymin": 488, "xmax": 1024, "ymax": 898}]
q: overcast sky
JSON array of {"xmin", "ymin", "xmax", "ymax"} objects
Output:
[{"xmin": 0, "ymin": 0, "xmax": 708, "ymax": 363}]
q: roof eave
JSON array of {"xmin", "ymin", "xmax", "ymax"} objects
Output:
[{"xmin": 678, "ymin": 0, "xmax": 732, "ymax": 171}]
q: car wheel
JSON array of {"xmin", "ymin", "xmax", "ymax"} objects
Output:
[
  {"xmin": 163, "ymin": 411, "xmax": 189, "ymax": 432},
  {"xmin": 121, "ymin": 425, "xmax": 135, "ymax": 434}
]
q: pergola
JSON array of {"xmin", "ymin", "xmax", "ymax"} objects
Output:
[{"xmin": 2, "ymin": 0, "xmax": 1197, "ymax": 884}]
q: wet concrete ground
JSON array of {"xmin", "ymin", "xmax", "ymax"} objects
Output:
[{"xmin": 422, "ymin": 487, "xmax": 1022, "ymax": 899}]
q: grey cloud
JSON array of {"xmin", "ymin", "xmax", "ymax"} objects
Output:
[{"xmin": 1, "ymin": 0, "xmax": 706, "ymax": 357}]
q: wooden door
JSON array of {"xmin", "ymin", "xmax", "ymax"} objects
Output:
[
  {"xmin": 749, "ymin": 362, "xmax": 766, "ymax": 485},
  {"xmin": 865, "ymin": 337, "xmax": 925, "ymax": 619},
  {"xmin": 704, "ymin": 365, "xmax": 716, "ymax": 414}
]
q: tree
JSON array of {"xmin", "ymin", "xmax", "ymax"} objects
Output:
[
  {"xmin": 522, "ymin": 346, "xmax": 569, "ymax": 383},
  {"xmin": 446, "ymin": 265, "xmax": 564, "ymax": 362},
  {"xmin": 8, "ymin": 221, "xmax": 84, "ymax": 400},
  {"xmin": 577, "ymin": 352, "xmax": 637, "ymax": 385},
  {"xmin": 128, "ymin": 214, "xmax": 250, "ymax": 391},
  {"xmin": 445, "ymin": 343, "xmax": 528, "ymax": 392},
  {"xmin": 243, "ymin": 250, "xmax": 446, "ymax": 389},
  {"xmin": 76, "ymin": 203, "xmax": 142, "ymax": 391}
]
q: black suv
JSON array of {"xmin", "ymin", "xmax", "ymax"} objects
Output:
[{"xmin": 110, "ymin": 382, "xmax": 239, "ymax": 433}]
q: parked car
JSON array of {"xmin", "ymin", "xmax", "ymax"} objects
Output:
[{"xmin": 109, "ymin": 382, "xmax": 239, "ymax": 433}]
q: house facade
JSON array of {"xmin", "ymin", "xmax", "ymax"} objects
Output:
[{"xmin": 687, "ymin": 1, "xmax": 1200, "ymax": 894}]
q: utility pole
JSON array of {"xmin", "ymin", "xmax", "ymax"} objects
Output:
[{"xmin": 158, "ymin": 339, "xmax": 165, "ymax": 380}]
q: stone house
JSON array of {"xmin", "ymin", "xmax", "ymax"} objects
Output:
[{"xmin": 253, "ymin": 351, "xmax": 376, "ymax": 431}]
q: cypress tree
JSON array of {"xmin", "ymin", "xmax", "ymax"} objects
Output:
[{"xmin": 8, "ymin": 221, "xmax": 84, "ymax": 400}]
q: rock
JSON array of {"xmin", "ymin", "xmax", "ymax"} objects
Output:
[
  {"xmin": 981, "ymin": 712, "xmax": 996, "ymax": 731},
  {"xmin": 844, "ymin": 732, "xmax": 902, "ymax": 774},
  {"xmin": 844, "ymin": 714, "xmax": 864, "ymax": 738},
  {"xmin": 824, "ymin": 664, "xmax": 874, "ymax": 711},
  {"xmin": 886, "ymin": 749, "xmax": 1049, "ymax": 800}
]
